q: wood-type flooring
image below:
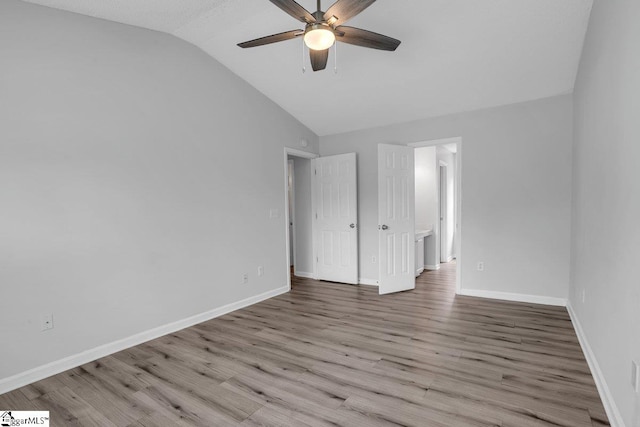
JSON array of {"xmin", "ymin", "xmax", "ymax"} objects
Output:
[{"xmin": 0, "ymin": 262, "xmax": 609, "ymax": 426}]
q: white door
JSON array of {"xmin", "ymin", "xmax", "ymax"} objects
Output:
[
  {"xmin": 378, "ymin": 144, "xmax": 415, "ymax": 295},
  {"xmin": 313, "ymin": 153, "xmax": 358, "ymax": 284}
]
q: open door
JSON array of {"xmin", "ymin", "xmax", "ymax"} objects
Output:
[
  {"xmin": 312, "ymin": 153, "xmax": 358, "ymax": 284},
  {"xmin": 378, "ymin": 144, "xmax": 415, "ymax": 295}
]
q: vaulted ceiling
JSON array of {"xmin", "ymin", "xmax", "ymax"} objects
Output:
[{"xmin": 21, "ymin": 0, "xmax": 593, "ymax": 136}]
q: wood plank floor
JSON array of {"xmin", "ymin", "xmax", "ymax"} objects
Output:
[{"xmin": 0, "ymin": 262, "xmax": 609, "ymax": 426}]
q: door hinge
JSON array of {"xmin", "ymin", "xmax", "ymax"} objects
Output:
[
  {"xmin": 314, "ymin": 169, "xmax": 317, "ymax": 175},
  {"xmin": 315, "ymin": 213, "xmax": 318, "ymax": 219}
]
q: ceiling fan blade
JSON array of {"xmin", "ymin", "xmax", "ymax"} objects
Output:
[
  {"xmin": 269, "ymin": 0, "xmax": 316, "ymax": 23},
  {"xmin": 324, "ymin": 0, "xmax": 377, "ymax": 26},
  {"xmin": 310, "ymin": 48, "xmax": 329, "ymax": 71},
  {"xmin": 238, "ymin": 30, "xmax": 302, "ymax": 48},
  {"xmin": 336, "ymin": 26, "xmax": 400, "ymax": 51}
]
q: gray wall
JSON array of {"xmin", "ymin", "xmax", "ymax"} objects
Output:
[
  {"xmin": 570, "ymin": 1, "xmax": 640, "ymax": 425},
  {"xmin": 0, "ymin": 0, "xmax": 318, "ymax": 382},
  {"xmin": 320, "ymin": 94, "xmax": 573, "ymax": 301},
  {"xmin": 292, "ymin": 156, "xmax": 314, "ymax": 276}
]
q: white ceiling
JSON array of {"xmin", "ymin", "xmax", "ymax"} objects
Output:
[{"xmin": 21, "ymin": 0, "xmax": 593, "ymax": 136}]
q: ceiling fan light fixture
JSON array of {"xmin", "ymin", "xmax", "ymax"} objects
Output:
[
  {"xmin": 304, "ymin": 25, "xmax": 335, "ymax": 51},
  {"xmin": 237, "ymin": 0, "xmax": 401, "ymax": 72}
]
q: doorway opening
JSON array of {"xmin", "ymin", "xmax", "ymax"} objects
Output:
[
  {"xmin": 410, "ymin": 137, "xmax": 461, "ymax": 293},
  {"xmin": 283, "ymin": 148, "xmax": 318, "ymax": 291},
  {"xmin": 283, "ymin": 148, "xmax": 360, "ymax": 291}
]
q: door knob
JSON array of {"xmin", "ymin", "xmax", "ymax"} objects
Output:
[
  {"xmin": 381, "ymin": 225, "xmax": 389, "ymax": 230},
  {"xmin": 349, "ymin": 223, "xmax": 356, "ymax": 229}
]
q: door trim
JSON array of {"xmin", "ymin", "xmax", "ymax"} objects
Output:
[
  {"xmin": 288, "ymin": 159, "xmax": 296, "ymax": 271},
  {"xmin": 284, "ymin": 148, "xmax": 318, "ymax": 291},
  {"xmin": 408, "ymin": 137, "xmax": 462, "ymax": 294}
]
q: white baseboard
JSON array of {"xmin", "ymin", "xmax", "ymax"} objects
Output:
[
  {"xmin": 415, "ymin": 268, "xmax": 424, "ymax": 277},
  {"xmin": 358, "ymin": 278, "xmax": 378, "ymax": 286},
  {"xmin": 0, "ymin": 285, "xmax": 289, "ymax": 396},
  {"xmin": 425, "ymin": 264, "xmax": 440, "ymax": 270},
  {"xmin": 457, "ymin": 288, "xmax": 567, "ymax": 307},
  {"xmin": 567, "ymin": 302, "xmax": 624, "ymax": 427},
  {"xmin": 293, "ymin": 270, "xmax": 314, "ymax": 279}
]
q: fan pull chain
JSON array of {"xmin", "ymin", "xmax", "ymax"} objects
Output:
[
  {"xmin": 334, "ymin": 41, "xmax": 338, "ymax": 74},
  {"xmin": 302, "ymin": 39, "xmax": 306, "ymax": 73}
]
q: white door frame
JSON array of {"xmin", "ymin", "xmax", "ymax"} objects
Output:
[
  {"xmin": 284, "ymin": 147, "xmax": 318, "ymax": 291},
  {"xmin": 408, "ymin": 137, "xmax": 462, "ymax": 294},
  {"xmin": 288, "ymin": 159, "xmax": 296, "ymax": 269}
]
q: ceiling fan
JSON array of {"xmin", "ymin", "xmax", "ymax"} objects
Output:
[{"xmin": 238, "ymin": 0, "xmax": 401, "ymax": 72}]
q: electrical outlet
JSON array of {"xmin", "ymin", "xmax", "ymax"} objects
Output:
[
  {"xmin": 242, "ymin": 273, "xmax": 249, "ymax": 284},
  {"xmin": 477, "ymin": 262, "xmax": 484, "ymax": 272},
  {"xmin": 41, "ymin": 314, "xmax": 54, "ymax": 331},
  {"xmin": 258, "ymin": 266, "xmax": 264, "ymax": 277},
  {"xmin": 632, "ymin": 360, "xmax": 640, "ymax": 393},
  {"xmin": 372, "ymin": 256, "xmax": 376, "ymax": 263}
]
